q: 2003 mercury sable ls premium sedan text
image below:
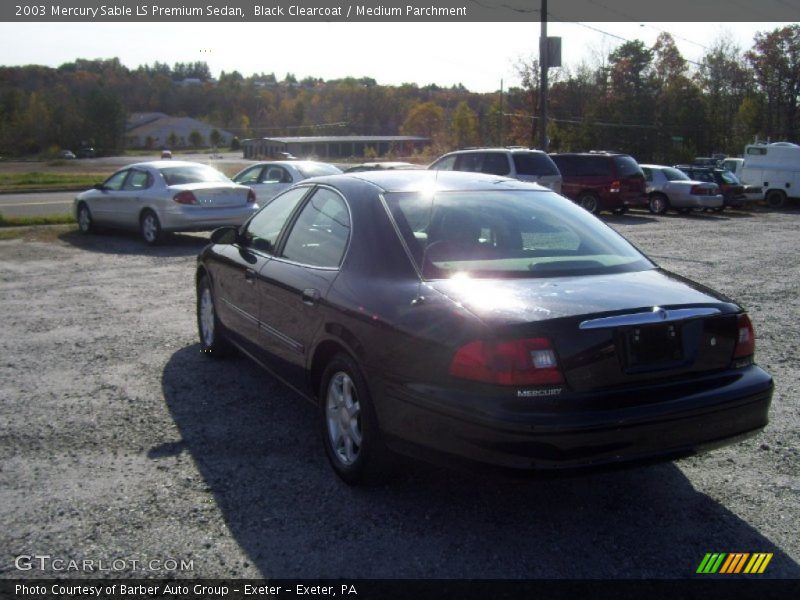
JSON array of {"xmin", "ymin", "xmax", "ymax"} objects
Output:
[
  {"xmin": 195, "ymin": 171, "xmax": 773, "ymax": 484},
  {"xmin": 74, "ymin": 161, "xmax": 259, "ymax": 245}
]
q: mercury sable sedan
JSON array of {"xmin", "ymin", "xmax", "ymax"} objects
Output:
[
  {"xmin": 74, "ymin": 161, "xmax": 258, "ymax": 245},
  {"xmin": 195, "ymin": 171, "xmax": 773, "ymax": 484}
]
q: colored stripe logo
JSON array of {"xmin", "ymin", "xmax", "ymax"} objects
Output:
[{"xmin": 697, "ymin": 553, "xmax": 773, "ymax": 574}]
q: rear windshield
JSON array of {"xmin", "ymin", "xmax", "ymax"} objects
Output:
[
  {"xmin": 613, "ymin": 155, "xmax": 644, "ymax": 178},
  {"xmin": 385, "ymin": 190, "xmax": 652, "ymax": 279},
  {"xmin": 719, "ymin": 170, "xmax": 740, "ymax": 184},
  {"xmin": 295, "ymin": 162, "xmax": 342, "ymax": 178},
  {"xmin": 662, "ymin": 167, "xmax": 690, "ymax": 181},
  {"xmin": 513, "ymin": 152, "xmax": 560, "ymax": 176},
  {"xmin": 160, "ymin": 165, "xmax": 230, "ymax": 185}
]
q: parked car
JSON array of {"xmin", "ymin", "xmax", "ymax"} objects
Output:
[
  {"xmin": 673, "ymin": 165, "xmax": 751, "ymax": 210},
  {"xmin": 232, "ymin": 160, "xmax": 342, "ymax": 203},
  {"xmin": 344, "ymin": 161, "xmax": 419, "ymax": 173},
  {"xmin": 74, "ymin": 161, "xmax": 258, "ymax": 245},
  {"xmin": 58, "ymin": 150, "xmax": 76, "ymax": 159},
  {"xmin": 721, "ymin": 158, "xmax": 765, "ymax": 203},
  {"xmin": 161, "ymin": 149, "xmax": 173, "ymax": 159},
  {"xmin": 428, "ymin": 148, "xmax": 562, "ymax": 193},
  {"xmin": 640, "ymin": 164, "xmax": 724, "ymax": 214},
  {"xmin": 196, "ymin": 170, "xmax": 772, "ymax": 484},
  {"xmin": 549, "ymin": 152, "xmax": 647, "ymax": 214},
  {"xmin": 75, "ymin": 147, "xmax": 96, "ymax": 159}
]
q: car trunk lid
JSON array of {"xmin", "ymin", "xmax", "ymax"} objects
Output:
[{"xmin": 170, "ymin": 183, "xmax": 251, "ymax": 207}]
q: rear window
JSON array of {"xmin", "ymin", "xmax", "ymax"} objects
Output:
[
  {"xmin": 385, "ymin": 190, "xmax": 652, "ymax": 279},
  {"xmin": 295, "ymin": 162, "xmax": 342, "ymax": 178},
  {"xmin": 662, "ymin": 167, "xmax": 690, "ymax": 181},
  {"xmin": 513, "ymin": 152, "xmax": 560, "ymax": 176},
  {"xmin": 612, "ymin": 155, "xmax": 643, "ymax": 178},
  {"xmin": 160, "ymin": 165, "xmax": 230, "ymax": 185},
  {"xmin": 719, "ymin": 170, "xmax": 740, "ymax": 185}
]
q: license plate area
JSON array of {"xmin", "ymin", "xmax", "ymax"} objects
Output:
[{"xmin": 621, "ymin": 323, "xmax": 684, "ymax": 372}]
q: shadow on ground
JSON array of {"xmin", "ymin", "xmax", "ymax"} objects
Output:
[
  {"xmin": 59, "ymin": 229, "xmax": 208, "ymax": 257},
  {"xmin": 159, "ymin": 344, "xmax": 799, "ymax": 579}
]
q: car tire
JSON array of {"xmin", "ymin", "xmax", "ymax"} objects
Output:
[
  {"xmin": 320, "ymin": 353, "xmax": 391, "ymax": 485},
  {"xmin": 140, "ymin": 210, "xmax": 162, "ymax": 245},
  {"xmin": 766, "ymin": 190, "xmax": 786, "ymax": 209},
  {"xmin": 196, "ymin": 275, "xmax": 233, "ymax": 358},
  {"xmin": 577, "ymin": 192, "xmax": 600, "ymax": 214},
  {"xmin": 77, "ymin": 203, "xmax": 95, "ymax": 234},
  {"xmin": 648, "ymin": 194, "xmax": 669, "ymax": 215}
]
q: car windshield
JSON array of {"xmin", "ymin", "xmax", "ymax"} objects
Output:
[
  {"xmin": 295, "ymin": 162, "xmax": 342, "ymax": 178},
  {"xmin": 385, "ymin": 190, "xmax": 653, "ymax": 279},
  {"xmin": 662, "ymin": 167, "xmax": 690, "ymax": 181},
  {"xmin": 159, "ymin": 165, "xmax": 230, "ymax": 185},
  {"xmin": 719, "ymin": 170, "xmax": 740, "ymax": 184}
]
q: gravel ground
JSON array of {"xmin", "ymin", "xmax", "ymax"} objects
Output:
[{"xmin": 0, "ymin": 208, "xmax": 798, "ymax": 580}]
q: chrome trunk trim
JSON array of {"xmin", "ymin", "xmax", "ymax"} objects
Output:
[{"xmin": 579, "ymin": 307, "xmax": 722, "ymax": 330}]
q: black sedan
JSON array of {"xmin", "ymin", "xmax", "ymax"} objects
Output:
[{"xmin": 195, "ymin": 171, "xmax": 773, "ymax": 484}]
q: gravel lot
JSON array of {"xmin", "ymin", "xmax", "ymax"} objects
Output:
[{"xmin": 1, "ymin": 208, "xmax": 798, "ymax": 580}]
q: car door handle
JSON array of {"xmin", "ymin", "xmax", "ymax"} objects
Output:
[
  {"xmin": 302, "ymin": 288, "xmax": 321, "ymax": 306},
  {"xmin": 245, "ymin": 268, "xmax": 256, "ymax": 284}
]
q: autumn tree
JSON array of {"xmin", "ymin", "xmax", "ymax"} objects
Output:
[
  {"xmin": 401, "ymin": 101, "xmax": 444, "ymax": 140},
  {"xmin": 449, "ymin": 101, "xmax": 478, "ymax": 148},
  {"xmin": 746, "ymin": 24, "xmax": 800, "ymax": 141}
]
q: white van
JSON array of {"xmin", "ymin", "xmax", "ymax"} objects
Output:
[{"xmin": 737, "ymin": 142, "xmax": 800, "ymax": 208}]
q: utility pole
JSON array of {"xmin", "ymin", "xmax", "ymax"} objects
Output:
[
  {"xmin": 499, "ymin": 79, "xmax": 504, "ymax": 146},
  {"xmin": 539, "ymin": 0, "xmax": 548, "ymax": 151}
]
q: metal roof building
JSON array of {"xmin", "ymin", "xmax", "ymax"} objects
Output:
[{"xmin": 241, "ymin": 135, "xmax": 430, "ymax": 159}]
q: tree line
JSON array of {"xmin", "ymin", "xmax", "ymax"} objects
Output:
[{"xmin": 1, "ymin": 25, "xmax": 799, "ymax": 163}]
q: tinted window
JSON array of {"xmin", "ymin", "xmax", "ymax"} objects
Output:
[
  {"xmin": 513, "ymin": 152, "xmax": 559, "ymax": 176},
  {"xmin": 294, "ymin": 162, "xmax": 342, "ymax": 178},
  {"xmin": 234, "ymin": 166, "xmax": 264, "ymax": 184},
  {"xmin": 282, "ymin": 188, "xmax": 350, "ymax": 268},
  {"xmin": 719, "ymin": 170, "xmax": 740, "ymax": 184},
  {"xmin": 481, "ymin": 153, "xmax": 511, "ymax": 176},
  {"xmin": 550, "ymin": 155, "xmax": 577, "ymax": 177},
  {"xmin": 385, "ymin": 190, "xmax": 652, "ymax": 278},
  {"xmin": 244, "ymin": 187, "xmax": 309, "ymax": 254},
  {"xmin": 264, "ymin": 166, "xmax": 291, "ymax": 183},
  {"xmin": 454, "ymin": 153, "xmax": 482, "ymax": 172},
  {"xmin": 613, "ymin": 155, "xmax": 642, "ymax": 178},
  {"xmin": 160, "ymin": 165, "xmax": 230, "ymax": 185},
  {"xmin": 641, "ymin": 167, "xmax": 653, "ymax": 182},
  {"xmin": 576, "ymin": 157, "xmax": 613, "ymax": 177},
  {"xmin": 103, "ymin": 170, "xmax": 129, "ymax": 191}
]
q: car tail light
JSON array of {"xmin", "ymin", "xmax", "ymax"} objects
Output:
[
  {"xmin": 690, "ymin": 185, "xmax": 707, "ymax": 195},
  {"xmin": 733, "ymin": 313, "xmax": 755, "ymax": 365},
  {"xmin": 173, "ymin": 191, "xmax": 198, "ymax": 205},
  {"xmin": 247, "ymin": 189, "xmax": 256, "ymax": 203},
  {"xmin": 449, "ymin": 337, "xmax": 564, "ymax": 386},
  {"xmin": 609, "ymin": 180, "xmax": 620, "ymax": 193}
]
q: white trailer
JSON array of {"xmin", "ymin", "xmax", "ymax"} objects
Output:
[{"xmin": 738, "ymin": 142, "xmax": 800, "ymax": 208}]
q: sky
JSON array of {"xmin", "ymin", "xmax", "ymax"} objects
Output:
[{"xmin": 0, "ymin": 21, "xmax": 795, "ymax": 92}]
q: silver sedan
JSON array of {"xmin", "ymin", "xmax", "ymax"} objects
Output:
[
  {"xmin": 74, "ymin": 161, "xmax": 259, "ymax": 245},
  {"xmin": 232, "ymin": 161, "xmax": 342, "ymax": 203},
  {"xmin": 640, "ymin": 164, "xmax": 724, "ymax": 214}
]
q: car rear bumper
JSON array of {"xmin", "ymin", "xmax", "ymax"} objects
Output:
[
  {"xmin": 676, "ymin": 194, "xmax": 724, "ymax": 209},
  {"xmin": 374, "ymin": 366, "xmax": 773, "ymax": 471},
  {"xmin": 159, "ymin": 205, "xmax": 259, "ymax": 232}
]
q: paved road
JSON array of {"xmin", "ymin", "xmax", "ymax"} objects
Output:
[{"xmin": 0, "ymin": 191, "xmax": 75, "ymax": 218}]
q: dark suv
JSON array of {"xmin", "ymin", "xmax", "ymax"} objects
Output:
[
  {"xmin": 549, "ymin": 152, "xmax": 647, "ymax": 214},
  {"xmin": 673, "ymin": 165, "xmax": 747, "ymax": 209}
]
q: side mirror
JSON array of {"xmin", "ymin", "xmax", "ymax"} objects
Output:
[
  {"xmin": 210, "ymin": 226, "xmax": 239, "ymax": 245},
  {"xmin": 93, "ymin": 183, "xmax": 106, "ymax": 191}
]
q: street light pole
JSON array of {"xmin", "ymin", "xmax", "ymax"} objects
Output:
[{"xmin": 539, "ymin": 0, "xmax": 549, "ymax": 151}]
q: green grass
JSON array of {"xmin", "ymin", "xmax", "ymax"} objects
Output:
[
  {"xmin": 0, "ymin": 172, "xmax": 102, "ymax": 192},
  {"xmin": 0, "ymin": 213, "xmax": 76, "ymax": 227}
]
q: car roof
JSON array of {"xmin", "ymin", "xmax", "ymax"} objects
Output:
[
  {"xmin": 127, "ymin": 160, "xmax": 216, "ymax": 170},
  {"xmin": 442, "ymin": 147, "xmax": 547, "ymax": 155},
  {"xmin": 313, "ymin": 169, "xmax": 547, "ymax": 193}
]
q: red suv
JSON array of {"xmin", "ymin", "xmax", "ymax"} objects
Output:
[{"xmin": 549, "ymin": 152, "xmax": 647, "ymax": 214}]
